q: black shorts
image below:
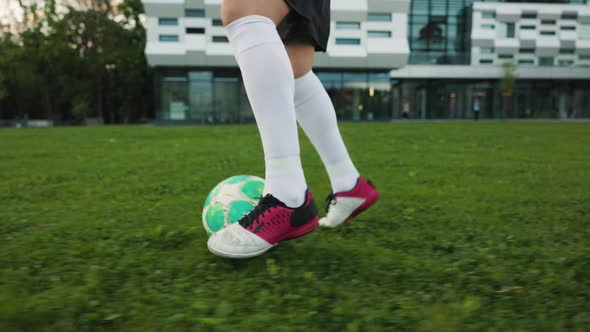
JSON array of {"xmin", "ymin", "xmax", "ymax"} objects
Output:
[{"xmin": 277, "ymin": 0, "xmax": 331, "ymax": 52}]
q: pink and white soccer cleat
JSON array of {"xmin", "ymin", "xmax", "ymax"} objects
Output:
[
  {"xmin": 319, "ymin": 177, "xmax": 379, "ymax": 228},
  {"xmin": 207, "ymin": 190, "xmax": 319, "ymax": 258}
]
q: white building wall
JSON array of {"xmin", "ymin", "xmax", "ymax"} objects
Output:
[
  {"xmin": 471, "ymin": 2, "xmax": 590, "ymax": 67},
  {"xmin": 142, "ymin": 0, "xmax": 410, "ymax": 69}
]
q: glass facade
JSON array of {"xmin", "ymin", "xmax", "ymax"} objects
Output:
[
  {"xmin": 154, "ymin": 69, "xmax": 393, "ymax": 123},
  {"xmin": 409, "ymin": 0, "xmax": 588, "ymax": 65},
  {"xmin": 408, "ymin": 0, "xmax": 472, "ymax": 64},
  {"xmin": 156, "ymin": 69, "xmax": 590, "ymax": 121},
  {"xmin": 393, "ymin": 80, "xmax": 590, "ymax": 119},
  {"xmin": 155, "ymin": 69, "xmax": 253, "ymax": 123},
  {"xmin": 318, "ymin": 72, "xmax": 393, "ymax": 121}
]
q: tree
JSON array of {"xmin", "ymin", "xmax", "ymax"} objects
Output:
[
  {"xmin": 501, "ymin": 61, "xmax": 517, "ymax": 97},
  {"xmin": 0, "ymin": 31, "xmax": 30, "ymax": 120},
  {"xmin": 0, "ymin": 35, "xmax": 9, "ymax": 102},
  {"xmin": 0, "ymin": 0, "xmax": 153, "ymax": 124},
  {"xmin": 500, "ymin": 61, "xmax": 518, "ymax": 118}
]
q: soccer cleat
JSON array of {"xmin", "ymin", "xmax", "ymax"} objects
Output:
[
  {"xmin": 207, "ymin": 190, "xmax": 319, "ymax": 258},
  {"xmin": 319, "ymin": 177, "xmax": 379, "ymax": 228}
]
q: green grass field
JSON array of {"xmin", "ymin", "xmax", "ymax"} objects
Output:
[{"xmin": 1, "ymin": 122, "xmax": 589, "ymax": 331}]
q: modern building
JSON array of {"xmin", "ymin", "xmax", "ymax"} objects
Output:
[
  {"xmin": 393, "ymin": 0, "xmax": 590, "ymax": 119},
  {"xmin": 143, "ymin": 0, "xmax": 590, "ymax": 122},
  {"xmin": 144, "ymin": 0, "xmax": 410, "ymax": 123}
]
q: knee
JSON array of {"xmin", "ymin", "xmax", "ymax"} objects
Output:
[
  {"xmin": 292, "ymin": 65, "xmax": 312, "ymax": 79},
  {"xmin": 286, "ymin": 44, "xmax": 315, "ymax": 78},
  {"xmin": 221, "ymin": 0, "xmax": 246, "ymax": 26}
]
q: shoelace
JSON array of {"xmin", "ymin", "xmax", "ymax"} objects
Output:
[
  {"xmin": 325, "ymin": 193, "xmax": 337, "ymax": 213},
  {"xmin": 324, "ymin": 179, "xmax": 373, "ymax": 214},
  {"xmin": 239, "ymin": 194, "xmax": 284, "ymax": 228}
]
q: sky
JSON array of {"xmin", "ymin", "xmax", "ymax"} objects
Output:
[
  {"xmin": 0, "ymin": 0, "xmax": 129, "ymax": 31},
  {"xmin": 0, "ymin": 0, "xmax": 23, "ymax": 25},
  {"xmin": 0, "ymin": 0, "xmax": 124, "ymax": 20},
  {"xmin": 0, "ymin": 0, "xmax": 21, "ymax": 15}
]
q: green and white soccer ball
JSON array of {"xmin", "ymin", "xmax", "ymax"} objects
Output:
[{"xmin": 202, "ymin": 175, "xmax": 265, "ymax": 237}]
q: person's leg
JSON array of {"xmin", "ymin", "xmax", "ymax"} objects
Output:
[
  {"xmin": 287, "ymin": 43, "xmax": 359, "ymax": 193},
  {"xmin": 208, "ymin": 1, "xmax": 320, "ymax": 259},
  {"xmin": 222, "ymin": 0, "xmax": 305, "ymax": 208},
  {"xmin": 221, "ymin": 0, "xmax": 289, "ymax": 26},
  {"xmin": 287, "ymin": 43, "xmax": 378, "ymax": 228},
  {"xmin": 286, "ymin": 43, "xmax": 316, "ymax": 79}
]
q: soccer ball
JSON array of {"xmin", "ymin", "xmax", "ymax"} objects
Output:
[{"xmin": 202, "ymin": 175, "xmax": 265, "ymax": 237}]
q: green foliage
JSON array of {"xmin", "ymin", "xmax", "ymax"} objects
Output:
[
  {"xmin": 0, "ymin": 34, "xmax": 18, "ymax": 107},
  {"xmin": 0, "ymin": 72, "xmax": 6, "ymax": 102},
  {"xmin": 1, "ymin": 123, "xmax": 589, "ymax": 331},
  {"xmin": 501, "ymin": 62, "xmax": 517, "ymax": 96},
  {"xmin": 0, "ymin": 0, "xmax": 152, "ymax": 123},
  {"xmin": 71, "ymin": 96, "xmax": 92, "ymax": 120}
]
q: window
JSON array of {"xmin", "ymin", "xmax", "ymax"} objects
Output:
[
  {"xmin": 480, "ymin": 47, "xmax": 494, "ymax": 54},
  {"xmin": 499, "ymin": 23, "xmax": 515, "ymax": 38},
  {"xmin": 561, "ymin": 12, "xmax": 577, "ymax": 20},
  {"xmin": 368, "ymin": 13, "xmax": 392, "ymax": 22},
  {"xmin": 581, "ymin": 24, "xmax": 590, "ymax": 40},
  {"xmin": 541, "ymin": 19, "xmax": 556, "ymax": 25},
  {"xmin": 159, "ymin": 18, "xmax": 178, "ymax": 26},
  {"xmin": 159, "ymin": 34, "xmax": 179, "ymax": 42},
  {"xmin": 368, "ymin": 30, "xmax": 392, "ymax": 38},
  {"xmin": 499, "ymin": 54, "xmax": 514, "ymax": 59},
  {"xmin": 520, "ymin": 25, "xmax": 536, "ymax": 30},
  {"xmin": 559, "ymin": 48, "xmax": 575, "ymax": 54},
  {"xmin": 481, "ymin": 12, "xmax": 495, "ymax": 19},
  {"xmin": 561, "ymin": 26, "xmax": 576, "ymax": 31},
  {"xmin": 518, "ymin": 59, "xmax": 535, "ymax": 65},
  {"xmin": 336, "ymin": 38, "xmax": 361, "ymax": 45},
  {"xmin": 558, "ymin": 59, "xmax": 574, "ymax": 66},
  {"xmin": 186, "ymin": 27, "xmax": 205, "ymax": 34},
  {"xmin": 212, "ymin": 19, "xmax": 223, "ymax": 26},
  {"xmin": 580, "ymin": 55, "xmax": 590, "ymax": 60},
  {"xmin": 507, "ymin": 23, "xmax": 515, "ymax": 38},
  {"xmin": 540, "ymin": 31, "xmax": 556, "ymax": 36},
  {"xmin": 539, "ymin": 57, "xmax": 554, "ymax": 66},
  {"xmin": 519, "ymin": 48, "xmax": 535, "ymax": 54},
  {"xmin": 408, "ymin": 0, "xmax": 477, "ymax": 65},
  {"xmin": 185, "ymin": 9, "xmax": 205, "ymax": 17},
  {"xmin": 336, "ymin": 22, "xmax": 361, "ymax": 30},
  {"xmin": 521, "ymin": 12, "xmax": 537, "ymax": 19},
  {"xmin": 481, "ymin": 24, "xmax": 495, "ymax": 30},
  {"xmin": 479, "ymin": 59, "xmax": 493, "ymax": 64},
  {"xmin": 212, "ymin": 36, "xmax": 228, "ymax": 43}
]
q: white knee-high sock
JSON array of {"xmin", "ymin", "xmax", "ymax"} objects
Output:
[
  {"xmin": 226, "ymin": 15, "xmax": 306, "ymax": 207},
  {"xmin": 295, "ymin": 71, "xmax": 360, "ymax": 193}
]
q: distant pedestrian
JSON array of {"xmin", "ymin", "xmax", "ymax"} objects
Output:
[
  {"xmin": 473, "ymin": 98, "xmax": 481, "ymax": 121},
  {"xmin": 402, "ymin": 98, "xmax": 410, "ymax": 119}
]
